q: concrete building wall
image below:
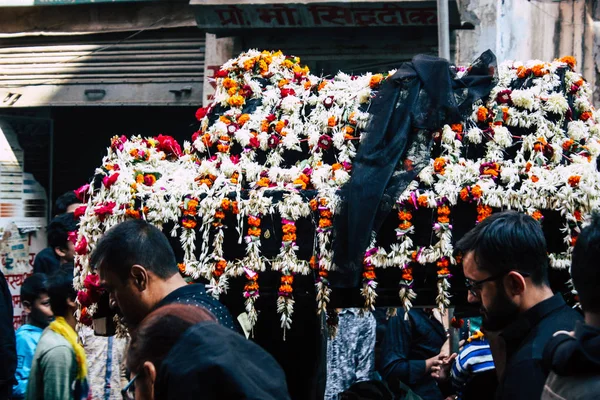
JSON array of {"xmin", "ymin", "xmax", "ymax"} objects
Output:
[{"xmin": 457, "ymin": 0, "xmax": 597, "ymax": 104}]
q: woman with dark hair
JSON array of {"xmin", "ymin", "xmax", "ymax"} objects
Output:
[{"xmin": 125, "ymin": 304, "xmax": 291, "ymax": 400}]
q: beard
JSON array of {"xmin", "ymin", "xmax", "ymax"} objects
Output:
[{"xmin": 480, "ymin": 286, "xmax": 520, "ymax": 332}]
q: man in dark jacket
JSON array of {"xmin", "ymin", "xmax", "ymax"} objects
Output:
[
  {"xmin": 454, "ymin": 211, "xmax": 582, "ymax": 400},
  {"xmin": 541, "ymin": 213, "xmax": 600, "ymax": 399},
  {"xmin": 92, "ymin": 219, "xmax": 235, "ymax": 331},
  {"xmin": 0, "ymin": 269, "xmax": 17, "ymax": 399}
]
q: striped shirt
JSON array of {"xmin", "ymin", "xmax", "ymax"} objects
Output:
[{"xmin": 451, "ymin": 337, "xmax": 495, "ymax": 391}]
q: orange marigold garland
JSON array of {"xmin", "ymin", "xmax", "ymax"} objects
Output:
[
  {"xmin": 206, "ymin": 198, "xmax": 231, "ymax": 299},
  {"xmin": 273, "ymin": 193, "xmax": 311, "ymax": 339},
  {"xmin": 180, "ymin": 196, "xmax": 200, "ymax": 276},
  {"xmin": 395, "ymin": 202, "xmax": 417, "ymax": 318},
  {"xmin": 360, "ymin": 246, "xmax": 378, "ymax": 311},
  {"xmin": 240, "ymin": 192, "xmax": 272, "ymax": 333},
  {"xmin": 312, "ymin": 194, "xmax": 335, "ymax": 314},
  {"xmin": 434, "ymin": 201, "xmax": 453, "ymax": 314}
]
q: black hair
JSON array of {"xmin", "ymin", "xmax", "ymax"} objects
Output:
[
  {"xmin": 455, "ymin": 210, "xmax": 549, "ymax": 286},
  {"xmin": 47, "ymin": 213, "xmax": 78, "ymax": 250},
  {"xmin": 90, "ymin": 219, "xmax": 178, "ymax": 281},
  {"xmin": 47, "ymin": 267, "xmax": 77, "ymax": 317},
  {"xmin": 571, "ymin": 213, "xmax": 600, "ymax": 313},
  {"xmin": 21, "ymin": 273, "xmax": 48, "ymax": 304},
  {"xmin": 54, "ymin": 191, "xmax": 80, "ymax": 216}
]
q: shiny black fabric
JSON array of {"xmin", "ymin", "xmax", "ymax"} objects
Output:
[
  {"xmin": 332, "ymin": 51, "xmax": 497, "ymax": 287},
  {"xmin": 0, "ymin": 270, "xmax": 16, "ymax": 399},
  {"xmin": 155, "ymin": 321, "xmax": 291, "ymax": 400}
]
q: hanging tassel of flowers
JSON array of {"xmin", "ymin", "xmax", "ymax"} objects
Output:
[
  {"xmin": 434, "ymin": 201, "xmax": 453, "ymax": 314},
  {"xmin": 273, "ymin": 192, "xmax": 311, "ymax": 339},
  {"xmin": 311, "ymin": 194, "xmax": 334, "ymax": 314},
  {"xmin": 206, "ymin": 198, "xmax": 232, "ymax": 299},
  {"xmin": 396, "ymin": 203, "xmax": 417, "ymax": 319},
  {"xmin": 361, "ymin": 246, "xmax": 378, "ymax": 311},
  {"xmin": 179, "ymin": 197, "xmax": 199, "ymax": 277}
]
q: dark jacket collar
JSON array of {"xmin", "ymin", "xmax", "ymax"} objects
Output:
[{"xmin": 500, "ymin": 294, "xmax": 567, "ymax": 347}]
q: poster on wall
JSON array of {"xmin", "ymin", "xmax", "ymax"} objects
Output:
[{"xmin": 0, "ymin": 121, "xmax": 48, "ymax": 330}]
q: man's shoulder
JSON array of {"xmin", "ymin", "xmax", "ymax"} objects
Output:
[
  {"xmin": 543, "ymin": 371, "xmax": 600, "ymax": 400},
  {"xmin": 512, "ymin": 303, "xmax": 582, "ymax": 362},
  {"xmin": 35, "ymin": 330, "xmax": 73, "ymax": 357}
]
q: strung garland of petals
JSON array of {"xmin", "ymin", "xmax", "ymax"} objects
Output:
[
  {"xmin": 311, "ymin": 193, "xmax": 336, "ymax": 314},
  {"xmin": 239, "ymin": 192, "xmax": 273, "ymax": 332},
  {"xmin": 435, "ymin": 202, "xmax": 453, "ymax": 314},
  {"xmin": 396, "ymin": 204, "xmax": 417, "ymax": 319},
  {"xmin": 360, "ymin": 244, "xmax": 378, "ymax": 311},
  {"xmin": 273, "ymin": 192, "xmax": 311, "ymax": 338},
  {"xmin": 205, "ymin": 198, "xmax": 231, "ymax": 299}
]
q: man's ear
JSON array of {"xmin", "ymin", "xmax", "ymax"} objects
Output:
[
  {"xmin": 505, "ymin": 271, "xmax": 527, "ymax": 296},
  {"xmin": 54, "ymin": 246, "xmax": 66, "ymax": 258},
  {"xmin": 130, "ymin": 265, "xmax": 149, "ymax": 291},
  {"xmin": 22, "ymin": 300, "xmax": 32, "ymax": 314},
  {"xmin": 143, "ymin": 361, "xmax": 156, "ymax": 385}
]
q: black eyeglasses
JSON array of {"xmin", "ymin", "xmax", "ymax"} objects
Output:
[
  {"xmin": 465, "ymin": 270, "xmax": 531, "ymax": 296},
  {"xmin": 121, "ymin": 373, "xmax": 137, "ymax": 400}
]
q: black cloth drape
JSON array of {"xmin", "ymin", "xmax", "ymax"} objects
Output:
[{"xmin": 332, "ymin": 50, "xmax": 497, "ymax": 287}]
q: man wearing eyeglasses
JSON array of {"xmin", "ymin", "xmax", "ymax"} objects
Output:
[{"xmin": 453, "ymin": 210, "xmax": 582, "ymax": 400}]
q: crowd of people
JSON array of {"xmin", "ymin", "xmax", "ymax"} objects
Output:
[{"xmin": 1, "ymin": 194, "xmax": 599, "ymax": 399}]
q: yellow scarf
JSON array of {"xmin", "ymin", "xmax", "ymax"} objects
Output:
[{"xmin": 49, "ymin": 317, "xmax": 88, "ymax": 381}]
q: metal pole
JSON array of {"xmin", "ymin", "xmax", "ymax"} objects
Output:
[{"xmin": 437, "ymin": 0, "xmax": 450, "ymax": 60}]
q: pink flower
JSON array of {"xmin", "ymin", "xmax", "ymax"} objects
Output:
[
  {"xmin": 94, "ymin": 202, "xmax": 116, "ymax": 221},
  {"xmin": 102, "ymin": 173, "xmax": 119, "ymax": 189},
  {"xmin": 74, "ymin": 184, "xmax": 90, "ymax": 202},
  {"xmin": 195, "ymin": 107, "xmax": 208, "ymax": 121},
  {"xmin": 83, "ymin": 274, "xmax": 101, "ymax": 291},
  {"xmin": 156, "ymin": 134, "xmax": 182, "ymax": 157},
  {"xmin": 268, "ymin": 134, "xmax": 280, "ymax": 149},
  {"xmin": 74, "ymin": 205, "xmax": 87, "ymax": 219},
  {"xmin": 249, "ymin": 136, "xmax": 260, "ymax": 148},
  {"xmin": 77, "ymin": 290, "xmax": 93, "ymax": 307},
  {"xmin": 67, "ymin": 231, "xmax": 78, "ymax": 245},
  {"xmin": 75, "ymin": 236, "xmax": 88, "ymax": 255},
  {"xmin": 280, "ymin": 88, "xmax": 296, "ymax": 98}
]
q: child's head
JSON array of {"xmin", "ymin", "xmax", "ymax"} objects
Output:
[
  {"xmin": 21, "ymin": 273, "xmax": 54, "ymax": 328},
  {"xmin": 54, "ymin": 190, "xmax": 83, "ymax": 216},
  {"xmin": 47, "ymin": 212, "xmax": 78, "ymax": 264},
  {"xmin": 47, "ymin": 269, "xmax": 77, "ymax": 318}
]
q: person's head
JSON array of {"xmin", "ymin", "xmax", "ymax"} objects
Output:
[
  {"xmin": 125, "ymin": 304, "xmax": 216, "ymax": 400},
  {"xmin": 91, "ymin": 219, "xmax": 181, "ymax": 327},
  {"xmin": 571, "ymin": 213, "xmax": 600, "ymax": 323},
  {"xmin": 47, "ymin": 212, "xmax": 78, "ymax": 264},
  {"xmin": 455, "ymin": 210, "xmax": 551, "ymax": 331},
  {"xmin": 47, "ymin": 268, "xmax": 77, "ymax": 319},
  {"xmin": 54, "ymin": 191, "xmax": 83, "ymax": 216},
  {"xmin": 21, "ymin": 273, "xmax": 53, "ymax": 328}
]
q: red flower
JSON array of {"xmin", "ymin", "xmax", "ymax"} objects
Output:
[
  {"xmin": 192, "ymin": 130, "xmax": 201, "ymax": 143},
  {"xmin": 102, "ymin": 173, "xmax": 119, "ymax": 189},
  {"xmin": 110, "ymin": 135, "xmax": 127, "ymax": 151},
  {"xmin": 280, "ymin": 88, "xmax": 296, "ymax": 98},
  {"xmin": 156, "ymin": 134, "xmax": 182, "ymax": 157},
  {"xmin": 265, "ymin": 114, "xmax": 277, "ymax": 122},
  {"xmin": 74, "ymin": 184, "xmax": 90, "ymax": 202},
  {"xmin": 318, "ymin": 135, "xmax": 333, "ymax": 150},
  {"xmin": 230, "ymin": 155, "xmax": 240, "ymax": 164},
  {"xmin": 249, "ymin": 136, "xmax": 260, "ymax": 148},
  {"xmin": 83, "ymin": 274, "xmax": 102, "ymax": 292},
  {"xmin": 195, "ymin": 107, "xmax": 208, "ymax": 121},
  {"xmin": 75, "ymin": 236, "xmax": 88, "ymax": 255},
  {"xmin": 94, "ymin": 202, "xmax": 116, "ymax": 220},
  {"xmin": 73, "ymin": 206, "xmax": 87, "ymax": 219},
  {"xmin": 496, "ymin": 89, "xmax": 512, "ymax": 105},
  {"xmin": 77, "ymin": 290, "xmax": 93, "ymax": 308},
  {"xmin": 215, "ymin": 69, "xmax": 228, "ymax": 78},
  {"xmin": 268, "ymin": 134, "xmax": 280, "ymax": 148}
]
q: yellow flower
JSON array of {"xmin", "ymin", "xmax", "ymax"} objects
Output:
[{"xmin": 227, "ymin": 95, "xmax": 245, "ymax": 108}]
